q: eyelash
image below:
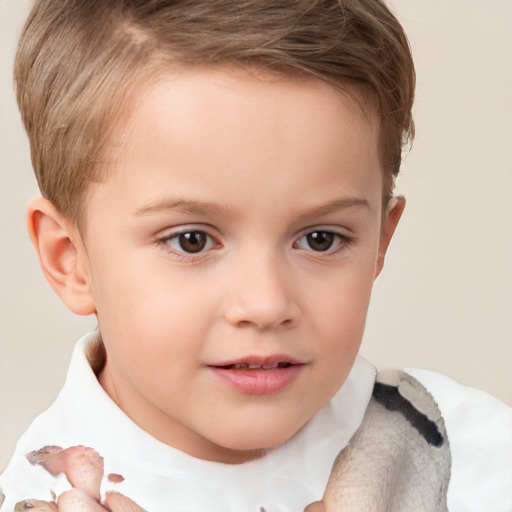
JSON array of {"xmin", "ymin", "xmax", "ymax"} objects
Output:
[
  {"xmin": 157, "ymin": 228, "xmax": 219, "ymax": 261},
  {"xmin": 293, "ymin": 229, "xmax": 353, "ymax": 256},
  {"xmin": 157, "ymin": 227, "xmax": 353, "ymax": 260}
]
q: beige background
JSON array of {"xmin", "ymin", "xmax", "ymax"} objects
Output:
[{"xmin": 1, "ymin": 0, "xmax": 511, "ymax": 469}]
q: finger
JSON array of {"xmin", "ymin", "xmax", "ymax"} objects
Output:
[
  {"xmin": 57, "ymin": 489, "xmax": 106, "ymax": 512},
  {"xmin": 14, "ymin": 499, "xmax": 58, "ymax": 511},
  {"xmin": 27, "ymin": 446, "xmax": 104, "ymax": 500},
  {"xmin": 303, "ymin": 501, "xmax": 325, "ymax": 512},
  {"xmin": 26, "ymin": 446, "xmax": 64, "ymax": 467},
  {"xmin": 105, "ymin": 492, "xmax": 146, "ymax": 512},
  {"xmin": 56, "ymin": 447, "xmax": 104, "ymax": 500}
]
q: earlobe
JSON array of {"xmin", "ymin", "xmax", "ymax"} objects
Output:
[
  {"xmin": 374, "ymin": 195, "xmax": 406, "ymax": 279},
  {"xmin": 27, "ymin": 197, "xmax": 96, "ymax": 316}
]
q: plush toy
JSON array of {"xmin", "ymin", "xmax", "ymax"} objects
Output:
[{"xmin": 306, "ymin": 371, "xmax": 451, "ymax": 511}]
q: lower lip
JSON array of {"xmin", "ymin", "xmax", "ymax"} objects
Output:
[{"xmin": 209, "ymin": 365, "xmax": 304, "ymax": 395}]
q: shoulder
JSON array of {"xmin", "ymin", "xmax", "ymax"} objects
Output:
[
  {"xmin": 405, "ymin": 368, "xmax": 512, "ymax": 512},
  {"xmin": 0, "ymin": 334, "xmax": 100, "ymax": 510}
]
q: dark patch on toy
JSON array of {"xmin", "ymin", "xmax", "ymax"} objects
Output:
[{"xmin": 373, "ymin": 382, "xmax": 444, "ymax": 447}]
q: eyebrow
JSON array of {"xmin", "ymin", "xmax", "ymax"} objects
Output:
[
  {"xmin": 135, "ymin": 198, "xmax": 234, "ymax": 217},
  {"xmin": 297, "ymin": 197, "xmax": 371, "ymax": 218},
  {"xmin": 135, "ymin": 196, "xmax": 371, "ymax": 218}
]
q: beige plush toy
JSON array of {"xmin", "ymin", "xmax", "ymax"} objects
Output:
[{"xmin": 307, "ymin": 371, "xmax": 451, "ymax": 512}]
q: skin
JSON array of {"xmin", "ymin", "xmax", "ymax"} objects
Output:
[
  {"xmin": 16, "ymin": 446, "xmax": 144, "ymax": 511},
  {"xmin": 28, "ymin": 66, "xmax": 404, "ymax": 495}
]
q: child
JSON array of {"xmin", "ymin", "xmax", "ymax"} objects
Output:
[{"xmin": 1, "ymin": 1, "xmax": 511, "ymax": 511}]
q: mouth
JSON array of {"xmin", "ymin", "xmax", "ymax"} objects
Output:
[
  {"xmin": 214, "ymin": 361, "xmax": 294, "ymax": 370},
  {"xmin": 208, "ymin": 356, "xmax": 305, "ymax": 395},
  {"xmin": 209, "ymin": 354, "xmax": 303, "ymax": 370}
]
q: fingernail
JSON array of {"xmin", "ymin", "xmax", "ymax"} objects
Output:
[
  {"xmin": 14, "ymin": 500, "xmax": 56, "ymax": 511},
  {"xmin": 26, "ymin": 445, "xmax": 63, "ymax": 465},
  {"xmin": 15, "ymin": 500, "xmax": 36, "ymax": 511},
  {"xmin": 108, "ymin": 473, "xmax": 125, "ymax": 483},
  {"xmin": 15, "ymin": 500, "xmax": 32, "ymax": 511}
]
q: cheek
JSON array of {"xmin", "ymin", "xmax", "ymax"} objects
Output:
[
  {"xmin": 313, "ymin": 259, "xmax": 376, "ymax": 335},
  {"xmin": 308, "ymin": 259, "xmax": 376, "ymax": 383},
  {"xmin": 95, "ymin": 263, "xmax": 226, "ymax": 385},
  {"xmin": 93, "ymin": 248, "xmax": 209, "ymax": 324},
  {"xmin": 320, "ymin": 293, "xmax": 367, "ymax": 367}
]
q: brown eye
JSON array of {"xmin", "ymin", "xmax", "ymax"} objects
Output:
[
  {"xmin": 177, "ymin": 232, "xmax": 208, "ymax": 253},
  {"xmin": 163, "ymin": 229, "xmax": 217, "ymax": 258},
  {"xmin": 294, "ymin": 229, "xmax": 351, "ymax": 254},
  {"xmin": 306, "ymin": 231, "xmax": 335, "ymax": 251}
]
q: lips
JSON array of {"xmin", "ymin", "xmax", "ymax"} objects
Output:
[
  {"xmin": 210, "ymin": 354, "xmax": 302, "ymax": 369},
  {"xmin": 208, "ymin": 355, "xmax": 304, "ymax": 395},
  {"xmin": 216, "ymin": 361, "xmax": 293, "ymax": 370}
]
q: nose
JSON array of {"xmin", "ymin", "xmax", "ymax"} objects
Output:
[{"xmin": 224, "ymin": 251, "xmax": 300, "ymax": 330}]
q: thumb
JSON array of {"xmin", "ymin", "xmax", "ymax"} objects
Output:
[
  {"xmin": 57, "ymin": 489, "xmax": 106, "ymax": 511},
  {"xmin": 105, "ymin": 492, "xmax": 146, "ymax": 512},
  {"xmin": 303, "ymin": 501, "xmax": 325, "ymax": 512}
]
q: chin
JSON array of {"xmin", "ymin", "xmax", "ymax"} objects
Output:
[{"xmin": 215, "ymin": 418, "xmax": 305, "ymax": 454}]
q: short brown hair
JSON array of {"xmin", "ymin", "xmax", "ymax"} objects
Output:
[{"xmin": 15, "ymin": 0, "xmax": 415, "ymax": 225}]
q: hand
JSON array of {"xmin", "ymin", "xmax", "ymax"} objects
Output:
[{"xmin": 15, "ymin": 445, "xmax": 145, "ymax": 512}]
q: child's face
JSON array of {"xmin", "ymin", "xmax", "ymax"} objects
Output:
[{"xmin": 74, "ymin": 68, "xmax": 402, "ymax": 463}]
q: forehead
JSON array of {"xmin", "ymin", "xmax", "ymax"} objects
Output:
[
  {"xmin": 88, "ymin": 66, "xmax": 382, "ymax": 221},
  {"xmin": 117, "ymin": 67, "xmax": 377, "ymax": 154}
]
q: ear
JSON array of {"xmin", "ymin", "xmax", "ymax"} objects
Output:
[
  {"xmin": 27, "ymin": 197, "xmax": 96, "ymax": 316},
  {"xmin": 374, "ymin": 195, "xmax": 405, "ymax": 279}
]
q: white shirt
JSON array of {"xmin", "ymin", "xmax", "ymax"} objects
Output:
[{"xmin": 1, "ymin": 332, "xmax": 511, "ymax": 511}]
